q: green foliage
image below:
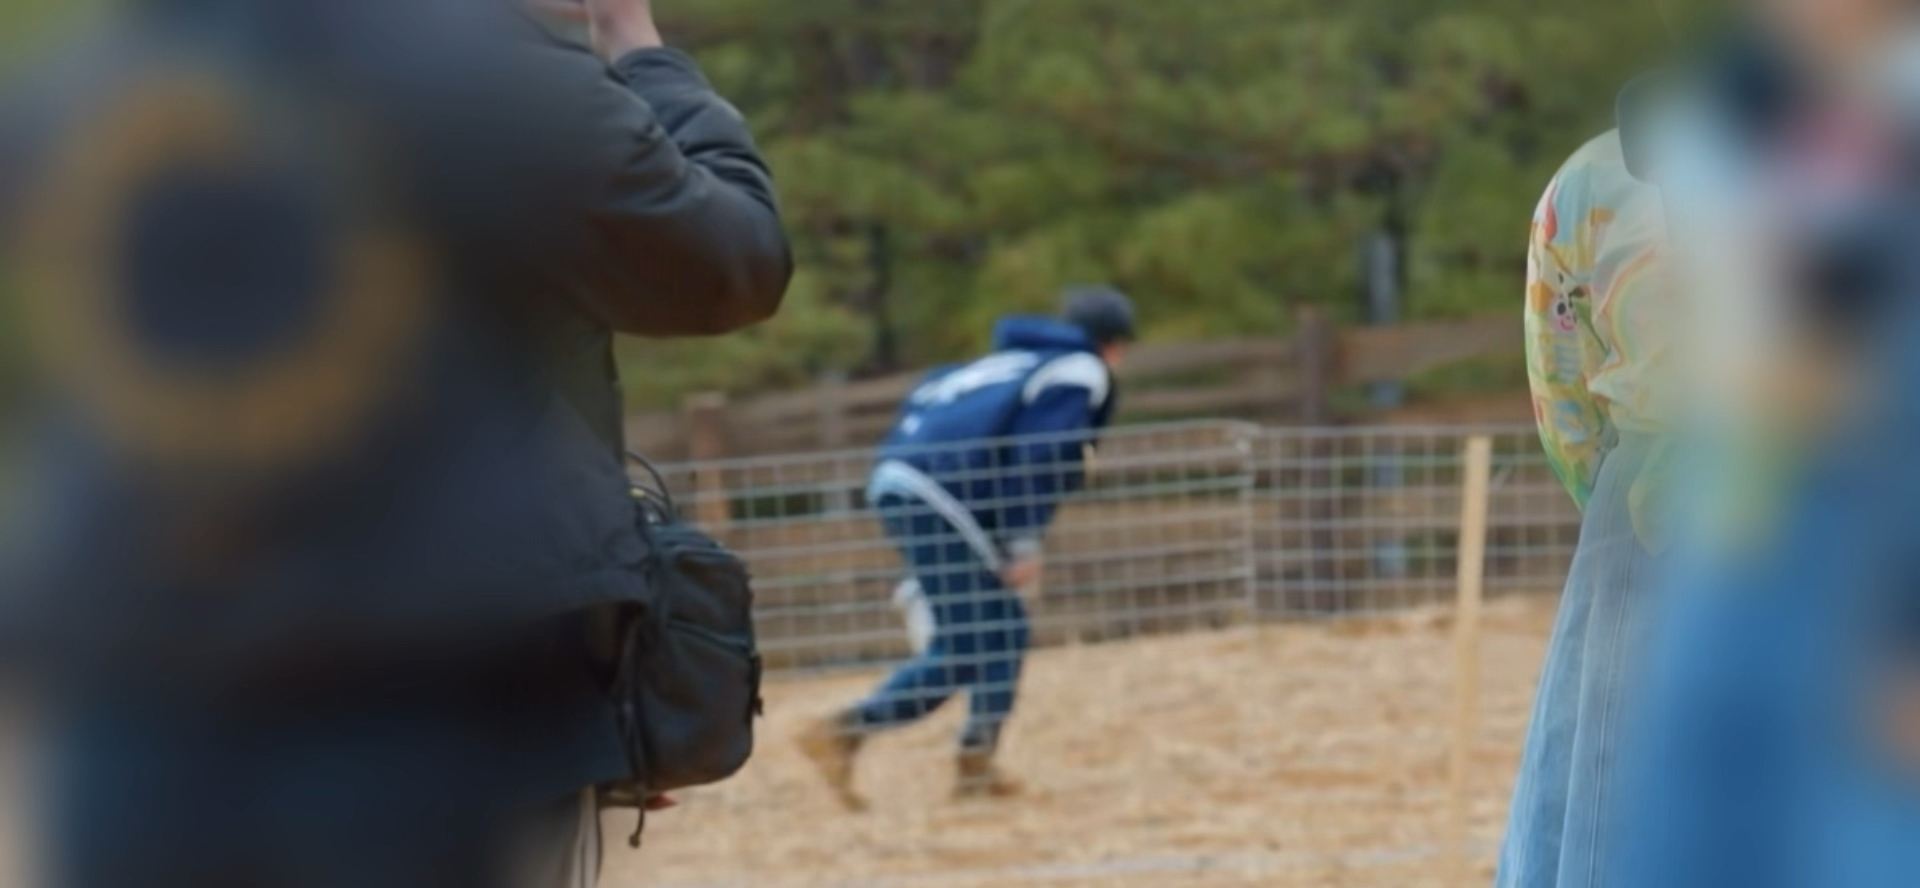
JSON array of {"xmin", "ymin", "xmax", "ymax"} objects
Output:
[{"xmin": 617, "ymin": 0, "xmax": 1664, "ymax": 409}]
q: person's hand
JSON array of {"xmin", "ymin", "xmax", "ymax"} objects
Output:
[
  {"xmin": 528, "ymin": 0, "xmax": 664, "ymax": 60},
  {"xmin": 1002, "ymin": 556, "xmax": 1043, "ymax": 591}
]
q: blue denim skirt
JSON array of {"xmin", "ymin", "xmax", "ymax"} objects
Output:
[{"xmin": 1495, "ymin": 437, "xmax": 1654, "ymax": 888}]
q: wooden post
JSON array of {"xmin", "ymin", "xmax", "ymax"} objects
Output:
[
  {"xmin": 684, "ymin": 392, "xmax": 733, "ymax": 533},
  {"xmin": 816, "ymin": 370, "xmax": 850, "ymax": 451},
  {"xmin": 1295, "ymin": 305, "xmax": 1334, "ymax": 425},
  {"xmin": 1292, "ymin": 306, "xmax": 1340, "ymax": 611},
  {"xmin": 816, "ymin": 370, "xmax": 857, "ymax": 514},
  {"xmin": 1451, "ymin": 435, "xmax": 1494, "ymax": 885}
]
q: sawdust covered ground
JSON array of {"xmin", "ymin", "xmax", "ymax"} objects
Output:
[{"xmin": 604, "ymin": 595, "xmax": 1558, "ymax": 888}]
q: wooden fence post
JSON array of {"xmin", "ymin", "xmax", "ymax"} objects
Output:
[
  {"xmin": 816, "ymin": 370, "xmax": 850, "ymax": 451},
  {"xmin": 1292, "ymin": 305, "xmax": 1341, "ymax": 610},
  {"xmin": 1295, "ymin": 305, "xmax": 1335, "ymax": 424},
  {"xmin": 1451, "ymin": 435, "xmax": 1494, "ymax": 886},
  {"xmin": 816, "ymin": 370, "xmax": 858, "ymax": 514},
  {"xmin": 685, "ymin": 392, "xmax": 733, "ymax": 533}
]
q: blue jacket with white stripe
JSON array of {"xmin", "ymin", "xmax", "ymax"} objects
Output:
[{"xmin": 872, "ymin": 317, "xmax": 1118, "ymax": 554}]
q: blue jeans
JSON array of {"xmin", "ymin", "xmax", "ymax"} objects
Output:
[
  {"xmin": 852, "ymin": 493, "xmax": 1031, "ymax": 752},
  {"xmin": 1496, "ymin": 439, "xmax": 1654, "ymax": 888}
]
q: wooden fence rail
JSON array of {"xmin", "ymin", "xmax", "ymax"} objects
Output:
[{"xmin": 626, "ymin": 311, "xmax": 1520, "ymax": 461}]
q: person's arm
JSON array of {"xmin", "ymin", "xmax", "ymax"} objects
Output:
[
  {"xmin": 1525, "ymin": 171, "xmax": 1611, "ymax": 510},
  {"xmin": 591, "ymin": 47, "xmax": 791, "ymax": 335},
  {"xmin": 524, "ymin": 2, "xmax": 792, "ymax": 337}
]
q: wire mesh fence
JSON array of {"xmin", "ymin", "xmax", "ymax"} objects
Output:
[
  {"xmin": 621, "ymin": 421, "xmax": 1580, "ymax": 888},
  {"xmin": 1258, "ymin": 426, "xmax": 1582, "ymax": 617},
  {"xmin": 645, "ymin": 421, "xmax": 1576, "ymax": 675},
  {"xmin": 645, "ymin": 421, "xmax": 1263, "ymax": 673}
]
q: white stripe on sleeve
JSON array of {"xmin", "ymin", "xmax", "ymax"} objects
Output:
[{"xmin": 1021, "ymin": 352, "xmax": 1111, "ymax": 407}]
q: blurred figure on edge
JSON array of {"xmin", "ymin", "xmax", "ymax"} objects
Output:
[
  {"xmin": 1611, "ymin": 0, "xmax": 1920, "ymax": 886},
  {"xmin": 0, "ymin": 0, "xmax": 790, "ymax": 886},
  {"xmin": 798, "ymin": 287, "xmax": 1135, "ymax": 810}
]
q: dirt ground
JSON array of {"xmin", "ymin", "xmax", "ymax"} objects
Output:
[{"xmin": 604, "ymin": 594, "xmax": 1558, "ymax": 888}]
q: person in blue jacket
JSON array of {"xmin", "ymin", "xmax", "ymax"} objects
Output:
[{"xmin": 800, "ymin": 286, "xmax": 1136, "ymax": 809}]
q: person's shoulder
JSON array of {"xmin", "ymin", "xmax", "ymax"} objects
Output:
[
  {"xmin": 1552, "ymin": 131, "xmax": 1634, "ymax": 197},
  {"xmin": 1022, "ymin": 351, "xmax": 1112, "ymax": 406},
  {"xmin": 1568, "ymin": 129, "xmax": 1660, "ymax": 227},
  {"xmin": 1534, "ymin": 129, "xmax": 1656, "ymax": 241},
  {"xmin": 1568, "ymin": 130, "xmax": 1624, "ymax": 166}
]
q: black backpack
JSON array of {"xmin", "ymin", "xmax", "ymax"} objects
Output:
[{"xmin": 602, "ymin": 453, "xmax": 764, "ymax": 846}]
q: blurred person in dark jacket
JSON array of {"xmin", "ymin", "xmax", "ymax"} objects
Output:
[{"xmin": 0, "ymin": 0, "xmax": 790, "ymax": 885}]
